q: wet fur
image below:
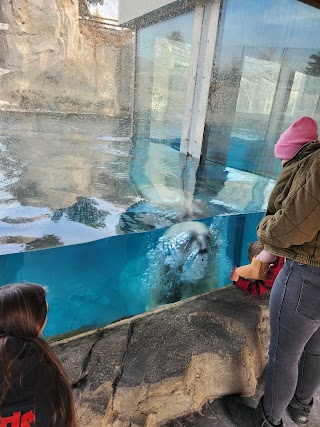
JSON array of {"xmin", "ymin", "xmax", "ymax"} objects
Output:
[{"xmin": 147, "ymin": 222, "xmax": 217, "ymax": 309}]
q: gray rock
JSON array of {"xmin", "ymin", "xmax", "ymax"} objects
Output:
[{"xmin": 52, "ymin": 286, "xmax": 271, "ymax": 426}]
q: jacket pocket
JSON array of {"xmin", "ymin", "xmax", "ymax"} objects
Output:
[{"xmin": 296, "ymin": 277, "xmax": 320, "ymax": 321}]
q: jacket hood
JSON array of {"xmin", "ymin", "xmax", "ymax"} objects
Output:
[{"xmin": 0, "ymin": 337, "xmax": 40, "ymax": 411}]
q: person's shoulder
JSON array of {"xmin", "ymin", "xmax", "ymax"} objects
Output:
[
  {"xmin": 305, "ymin": 148, "xmax": 320, "ymax": 178},
  {"xmin": 302, "ymin": 142, "xmax": 320, "ymax": 163}
]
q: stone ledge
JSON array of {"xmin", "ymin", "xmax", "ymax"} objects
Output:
[{"xmin": 52, "ymin": 285, "xmax": 270, "ymax": 427}]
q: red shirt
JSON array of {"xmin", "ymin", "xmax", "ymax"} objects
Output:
[
  {"xmin": 234, "ymin": 257, "xmax": 285, "ymax": 296},
  {"xmin": 0, "ymin": 411, "xmax": 34, "ymax": 427}
]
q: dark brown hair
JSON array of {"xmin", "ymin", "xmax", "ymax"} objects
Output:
[
  {"xmin": 248, "ymin": 241, "xmax": 264, "ymax": 261},
  {"xmin": 0, "ymin": 283, "xmax": 76, "ymax": 426}
]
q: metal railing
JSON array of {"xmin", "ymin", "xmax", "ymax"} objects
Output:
[{"xmin": 79, "ymin": 16, "xmax": 127, "ymax": 31}]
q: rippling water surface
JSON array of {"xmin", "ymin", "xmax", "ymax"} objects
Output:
[
  {"xmin": 0, "ymin": 112, "xmax": 139, "ymax": 254},
  {"xmin": 0, "ymin": 112, "xmax": 275, "ymax": 256}
]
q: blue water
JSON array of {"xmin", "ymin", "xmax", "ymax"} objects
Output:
[{"xmin": 0, "ymin": 212, "xmax": 263, "ymax": 337}]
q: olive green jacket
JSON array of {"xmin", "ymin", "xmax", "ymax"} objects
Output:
[{"xmin": 257, "ymin": 141, "xmax": 320, "ymax": 266}]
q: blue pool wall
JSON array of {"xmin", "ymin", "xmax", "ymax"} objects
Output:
[{"xmin": 0, "ymin": 212, "xmax": 264, "ymax": 337}]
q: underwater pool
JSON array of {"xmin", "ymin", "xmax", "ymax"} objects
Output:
[{"xmin": 1, "ymin": 212, "xmax": 264, "ymax": 337}]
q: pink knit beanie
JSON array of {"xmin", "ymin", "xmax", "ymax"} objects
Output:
[{"xmin": 274, "ymin": 116, "xmax": 318, "ymax": 160}]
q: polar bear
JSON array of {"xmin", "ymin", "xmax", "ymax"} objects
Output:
[{"xmin": 146, "ymin": 221, "xmax": 217, "ymax": 310}]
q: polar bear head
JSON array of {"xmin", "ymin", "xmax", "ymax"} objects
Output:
[{"xmin": 146, "ymin": 221, "xmax": 216, "ymax": 309}]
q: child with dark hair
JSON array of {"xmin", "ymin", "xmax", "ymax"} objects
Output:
[
  {"xmin": 230, "ymin": 241, "xmax": 285, "ymax": 296},
  {"xmin": 0, "ymin": 283, "xmax": 77, "ymax": 427}
]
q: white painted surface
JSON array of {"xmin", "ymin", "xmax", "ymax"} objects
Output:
[
  {"xmin": 119, "ymin": 0, "xmax": 177, "ymax": 24},
  {"xmin": 181, "ymin": 0, "xmax": 222, "ymax": 159},
  {"xmin": 189, "ymin": 0, "xmax": 221, "ymax": 159},
  {"xmin": 180, "ymin": 4, "xmax": 205, "ymax": 154},
  {"xmin": 0, "ymin": 23, "xmax": 8, "ymax": 31}
]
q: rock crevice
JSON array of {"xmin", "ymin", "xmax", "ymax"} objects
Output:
[
  {"xmin": 111, "ymin": 320, "xmax": 136, "ymax": 401},
  {"xmin": 72, "ymin": 329, "xmax": 105, "ymax": 390}
]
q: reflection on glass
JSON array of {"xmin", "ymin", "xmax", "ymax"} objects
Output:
[
  {"xmin": 0, "ymin": 1, "xmax": 134, "ymax": 117},
  {"xmin": 205, "ymin": 0, "xmax": 320, "ymax": 179},
  {"xmin": 0, "ymin": 113, "xmax": 138, "ymax": 254},
  {"xmin": 235, "ymin": 57, "xmax": 279, "ymax": 116},
  {"xmin": 52, "ymin": 198, "xmax": 110, "ymax": 229},
  {"xmin": 127, "ymin": 139, "xmax": 274, "ymax": 233},
  {"xmin": 0, "ymin": 113, "xmax": 275, "ymax": 254},
  {"xmin": 134, "ymin": 13, "xmax": 194, "ymax": 148}
]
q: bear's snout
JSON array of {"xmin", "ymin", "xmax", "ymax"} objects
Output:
[{"xmin": 198, "ymin": 247, "xmax": 208, "ymax": 255}]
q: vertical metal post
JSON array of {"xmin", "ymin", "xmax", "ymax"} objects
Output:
[
  {"xmin": 315, "ymin": 88, "xmax": 320, "ymax": 119},
  {"xmin": 180, "ymin": 4, "xmax": 205, "ymax": 154},
  {"xmin": 0, "ymin": 22, "xmax": 10, "ymax": 77},
  {"xmin": 130, "ymin": 31, "xmax": 137, "ymax": 139},
  {"xmin": 181, "ymin": 0, "xmax": 222, "ymax": 159}
]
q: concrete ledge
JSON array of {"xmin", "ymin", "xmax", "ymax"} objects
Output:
[{"xmin": 52, "ymin": 285, "xmax": 270, "ymax": 426}]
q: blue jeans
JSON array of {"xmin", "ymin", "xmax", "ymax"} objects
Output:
[{"xmin": 263, "ymin": 260, "xmax": 320, "ymax": 424}]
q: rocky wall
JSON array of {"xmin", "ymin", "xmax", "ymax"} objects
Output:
[
  {"xmin": 0, "ymin": 0, "xmax": 134, "ymax": 116},
  {"xmin": 52, "ymin": 285, "xmax": 270, "ymax": 427}
]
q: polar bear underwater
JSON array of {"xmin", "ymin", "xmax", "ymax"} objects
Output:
[{"xmin": 146, "ymin": 221, "xmax": 218, "ymax": 310}]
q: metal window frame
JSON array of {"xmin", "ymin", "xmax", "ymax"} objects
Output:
[
  {"xmin": 131, "ymin": 0, "xmax": 222, "ymax": 157},
  {"xmin": 181, "ymin": 0, "xmax": 222, "ymax": 159}
]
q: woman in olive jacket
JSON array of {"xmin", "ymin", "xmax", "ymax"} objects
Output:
[{"xmin": 226, "ymin": 117, "xmax": 320, "ymax": 427}]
